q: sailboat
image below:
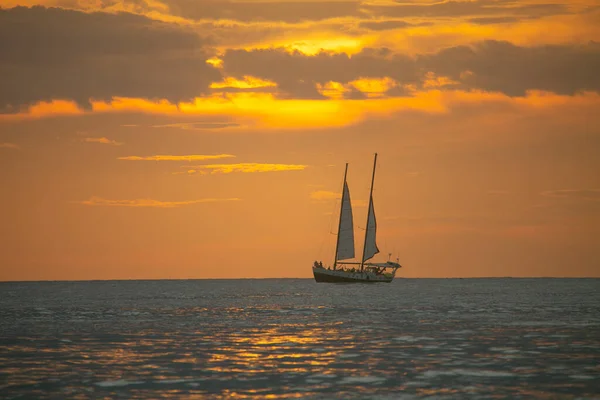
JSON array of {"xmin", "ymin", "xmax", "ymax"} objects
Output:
[{"xmin": 312, "ymin": 153, "xmax": 402, "ymax": 283}]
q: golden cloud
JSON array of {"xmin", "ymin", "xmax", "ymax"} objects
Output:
[
  {"xmin": 317, "ymin": 77, "xmax": 403, "ymax": 99},
  {"xmin": 238, "ymin": 34, "xmax": 373, "ymax": 56},
  {"xmin": 3, "ymin": 90, "xmax": 599, "ymax": 130},
  {"xmin": 187, "ymin": 163, "xmax": 307, "ymax": 174},
  {"xmin": 372, "ymin": 12, "xmax": 600, "ymax": 54},
  {"xmin": 0, "ymin": 142, "xmax": 20, "ymax": 149},
  {"xmin": 316, "ymin": 81, "xmax": 350, "ymax": 99},
  {"xmin": 4, "ymin": 1, "xmax": 599, "ymax": 59},
  {"xmin": 93, "ymin": 97, "xmax": 179, "ymax": 114},
  {"xmin": 118, "ymin": 154, "xmax": 235, "ymax": 161},
  {"xmin": 206, "ymin": 57, "xmax": 224, "ymax": 69},
  {"xmin": 349, "ymin": 77, "xmax": 398, "ymax": 97},
  {"xmin": 84, "ymin": 137, "xmax": 123, "ymax": 146},
  {"xmin": 210, "ymin": 75, "xmax": 277, "ymax": 89},
  {"xmin": 422, "ymin": 72, "xmax": 459, "ymax": 89},
  {"xmin": 4, "ymin": 99, "xmax": 83, "ymax": 120},
  {"xmin": 75, "ymin": 196, "xmax": 240, "ymax": 207},
  {"xmin": 310, "ymin": 190, "xmax": 340, "ymax": 201}
]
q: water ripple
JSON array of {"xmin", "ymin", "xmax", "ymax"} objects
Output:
[{"xmin": 1, "ymin": 278, "xmax": 599, "ymax": 398}]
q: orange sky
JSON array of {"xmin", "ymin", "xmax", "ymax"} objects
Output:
[{"xmin": 1, "ymin": 0, "xmax": 599, "ymax": 280}]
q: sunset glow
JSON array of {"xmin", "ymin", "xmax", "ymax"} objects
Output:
[{"xmin": 1, "ymin": 0, "xmax": 599, "ymax": 280}]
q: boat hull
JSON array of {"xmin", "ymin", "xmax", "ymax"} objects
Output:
[{"xmin": 313, "ymin": 267, "xmax": 394, "ymax": 283}]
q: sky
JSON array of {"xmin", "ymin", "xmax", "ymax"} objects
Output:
[{"xmin": 0, "ymin": 0, "xmax": 599, "ymax": 280}]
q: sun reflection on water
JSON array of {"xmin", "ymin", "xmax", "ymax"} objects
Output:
[{"xmin": 204, "ymin": 324, "xmax": 349, "ymax": 377}]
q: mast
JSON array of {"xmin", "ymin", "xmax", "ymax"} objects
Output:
[
  {"xmin": 360, "ymin": 153, "xmax": 377, "ymax": 272},
  {"xmin": 333, "ymin": 163, "xmax": 349, "ymax": 270}
]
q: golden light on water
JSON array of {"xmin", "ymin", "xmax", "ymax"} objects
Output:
[{"xmin": 205, "ymin": 324, "xmax": 347, "ymax": 375}]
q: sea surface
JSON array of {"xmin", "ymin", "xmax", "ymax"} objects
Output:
[{"xmin": 1, "ymin": 278, "xmax": 599, "ymax": 399}]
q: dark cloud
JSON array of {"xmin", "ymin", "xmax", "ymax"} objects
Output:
[
  {"xmin": 2, "ymin": 5, "xmax": 598, "ymax": 109},
  {"xmin": 365, "ymin": 0, "xmax": 568, "ymax": 19},
  {"xmin": 277, "ymin": 79, "xmax": 327, "ymax": 100},
  {"xmin": 221, "ymin": 47, "xmax": 419, "ymax": 99},
  {"xmin": 0, "ymin": 6, "xmax": 221, "ymax": 111},
  {"xmin": 164, "ymin": 0, "xmax": 362, "ymax": 23},
  {"xmin": 422, "ymin": 40, "xmax": 600, "ymax": 96},
  {"xmin": 208, "ymin": 86, "xmax": 277, "ymax": 94},
  {"xmin": 344, "ymin": 88, "xmax": 368, "ymax": 100},
  {"xmin": 54, "ymin": 0, "xmax": 570, "ymax": 23},
  {"xmin": 222, "ymin": 40, "xmax": 600, "ymax": 98},
  {"xmin": 195, "ymin": 21, "xmax": 290, "ymax": 48},
  {"xmin": 56, "ymin": 0, "xmax": 160, "ymax": 15}
]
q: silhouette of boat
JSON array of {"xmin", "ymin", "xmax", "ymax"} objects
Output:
[{"xmin": 313, "ymin": 153, "xmax": 402, "ymax": 283}]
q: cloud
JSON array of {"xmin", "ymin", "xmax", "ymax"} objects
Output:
[
  {"xmin": 0, "ymin": 99, "xmax": 82, "ymax": 119},
  {"xmin": 0, "ymin": 6, "xmax": 220, "ymax": 111},
  {"xmin": 348, "ymin": 77, "xmax": 398, "ymax": 97},
  {"xmin": 221, "ymin": 41, "xmax": 600, "ymax": 98},
  {"xmin": 420, "ymin": 40, "xmax": 600, "ymax": 96},
  {"xmin": 10, "ymin": 0, "xmax": 194, "ymax": 24},
  {"xmin": 310, "ymin": 190, "xmax": 340, "ymax": 201},
  {"xmin": 3, "ymin": 89, "xmax": 600, "ymax": 129},
  {"xmin": 220, "ymin": 47, "xmax": 417, "ymax": 99},
  {"xmin": 209, "ymin": 75, "xmax": 278, "ymax": 91},
  {"xmin": 150, "ymin": 122, "xmax": 241, "ymax": 130},
  {"xmin": 1, "ymin": 7, "xmax": 598, "ymax": 112},
  {"xmin": 422, "ymin": 72, "xmax": 460, "ymax": 89},
  {"xmin": 118, "ymin": 154, "xmax": 235, "ymax": 161},
  {"xmin": 84, "ymin": 137, "xmax": 123, "ymax": 146},
  {"xmin": 358, "ymin": 20, "xmax": 415, "ymax": 31},
  {"xmin": 541, "ymin": 189, "xmax": 600, "ymax": 201},
  {"xmin": 19, "ymin": 0, "xmax": 572, "ymax": 25},
  {"xmin": 75, "ymin": 196, "xmax": 240, "ymax": 207},
  {"xmin": 161, "ymin": 0, "xmax": 363, "ymax": 23},
  {"xmin": 467, "ymin": 16, "xmax": 522, "ymax": 25},
  {"xmin": 1, "ymin": 1, "xmax": 596, "ymax": 66},
  {"xmin": 187, "ymin": 163, "xmax": 307, "ymax": 174},
  {"xmin": 0, "ymin": 142, "xmax": 20, "ymax": 149},
  {"xmin": 364, "ymin": 1, "xmax": 568, "ymax": 19}
]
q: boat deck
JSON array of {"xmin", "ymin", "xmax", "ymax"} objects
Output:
[{"xmin": 312, "ymin": 267, "xmax": 393, "ymax": 283}]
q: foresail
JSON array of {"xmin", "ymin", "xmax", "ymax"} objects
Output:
[
  {"xmin": 362, "ymin": 196, "xmax": 379, "ymax": 262},
  {"xmin": 336, "ymin": 182, "xmax": 355, "ymax": 260}
]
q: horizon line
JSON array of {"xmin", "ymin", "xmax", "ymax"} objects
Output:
[{"xmin": 1, "ymin": 276, "xmax": 599, "ymax": 283}]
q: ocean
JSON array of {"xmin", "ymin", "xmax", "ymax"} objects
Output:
[{"xmin": 1, "ymin": 278, "xmax": 599, "ymax": 399}]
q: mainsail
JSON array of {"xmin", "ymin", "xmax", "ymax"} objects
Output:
[
  {"xmin": 336, "ymin": 181, "xmax": 355, "ymax": 260},
  {"xmin": 362, "ymin": 196, "xmax": 379, "ymax": 262}
]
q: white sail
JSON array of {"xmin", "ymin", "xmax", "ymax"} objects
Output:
[
  {"xmin": 362, "ymin": 196, "xmax": 379, "ymax": 262},
  {"xmin": 336, "ymin": 181, "xmax": 355, "ymax": 260}
]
